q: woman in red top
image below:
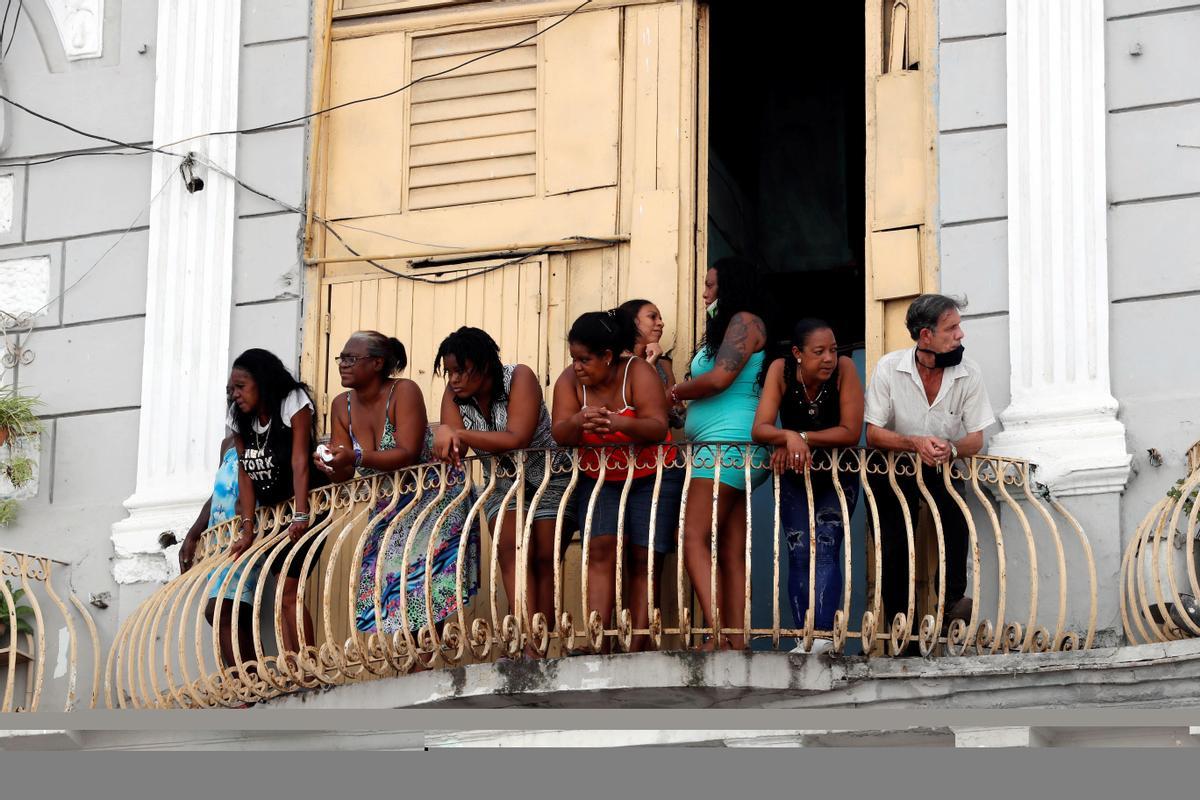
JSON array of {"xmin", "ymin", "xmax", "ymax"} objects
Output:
[{"xmin": 552, "ymin": 309, "xmax": 684, "ymax": 651}]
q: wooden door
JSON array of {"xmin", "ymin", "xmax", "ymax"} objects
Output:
[{"xmin": 865, "ymin": 0, "xmax": 939, "ymax": 372}]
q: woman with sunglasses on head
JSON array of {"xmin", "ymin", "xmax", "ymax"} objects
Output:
[
  {"xmin": 752, "ymin": 318, "xmax": 863, "ymax": 655},
  {"xmin": 318, "ymin": 331, "xmax": 478, "ymax": 640},
  {"xmin": 551, "ymin": 308, "xmax": 684, "ymax": 652},
  {"xmin": 432, "ymin": 326, "xmax": 573, "ymax": 654}
]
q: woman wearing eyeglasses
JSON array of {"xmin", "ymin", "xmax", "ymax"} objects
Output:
[{"xmin": 318, "ymin": 331, "xmax": 479, "ymax": 640}]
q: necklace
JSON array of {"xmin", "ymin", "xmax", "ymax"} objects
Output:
[
  {"xmin": 797, "ymin": 368, "xmax": 826, "ymax": 418},
  {"xmin": 252, "ymin": 417, "xmax": 272, "ymax": 452}
]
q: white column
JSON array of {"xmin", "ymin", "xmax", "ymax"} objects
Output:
[
  {"xmin": 110, "ymin": 0, "xmax": 241, "ymax": 583},
  {"xmin": 988, "ymin": 0, "xmax": 1130, "ymax": 497}
]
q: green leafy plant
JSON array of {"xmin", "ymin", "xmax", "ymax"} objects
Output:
[
  {"xmin": 0, "ymin": 386, "xmax": 42, "ymax": 444},
  {"xmin": 1167, "ymin": 478, "xmax": 1199, "ymax": 517},
  {"xmin": 0, "ymin": 387, "xmax": 43, "ymax": 527},
  {"xmin": 0, "ymin": 579, "xmax": 35, "ymax": 638}
]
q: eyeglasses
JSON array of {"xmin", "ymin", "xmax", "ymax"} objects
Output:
[{"xmin": 336, "ymin": 354, "xmax": 375, "ymax": 367}]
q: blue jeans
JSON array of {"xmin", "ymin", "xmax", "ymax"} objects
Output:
[{"xmin": 780, "ymin": 473, "xmax": 860, "ymax": 631}]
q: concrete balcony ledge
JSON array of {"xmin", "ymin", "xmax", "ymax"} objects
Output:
[{"xmin": 265, "ymin": 637, "xmax": 1200, "ymax": 710}]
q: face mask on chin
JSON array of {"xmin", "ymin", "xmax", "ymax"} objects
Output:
[
  {"xmin": 705, "ymin": 299, "xmax": 719, "ymax": 319},
  {"xmin": 916, "ymin": 344, "xmax": 965, "ymax": 369}
]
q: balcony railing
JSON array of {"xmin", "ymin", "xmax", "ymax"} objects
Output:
[
  {"xmin": 1122, "ymin": 439, "xmax": 1200, "ymax": 644},
  {"xmin": 0, "ymin": 549, "xmax": 101, "ymax": 711},
  {"xmin": 107, "ymin": 445, "xmax": 1097, "ymax": 709}
]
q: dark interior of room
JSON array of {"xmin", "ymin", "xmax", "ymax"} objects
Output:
[{"xmin": 706, "ymin": 1, "xmax": 866, "ymax": 358}]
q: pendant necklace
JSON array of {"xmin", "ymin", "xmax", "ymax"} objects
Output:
[{"xmin": 798, "ymin": 367, "xmax": 826, "ymax": 417}]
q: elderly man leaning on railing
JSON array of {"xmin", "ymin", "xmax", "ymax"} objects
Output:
[{"xmin": 863, "ymin": 294, "xmax": 995, "ymax": 655}]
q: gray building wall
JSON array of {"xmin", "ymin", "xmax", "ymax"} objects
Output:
[
  {"xmin": 3, "ymin": 0, "xmax": 1196, "ymax": 709},
  {"xmin": 0, "ymin": 0, "xmax": 312, "ymax": 708},
  {"xmin": 936, "ymin": 0, "xmax": 1200, "ymax": 638}
]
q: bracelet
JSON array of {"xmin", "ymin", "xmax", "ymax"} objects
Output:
[
  {"xmin": 292, "ymin": 513, "xmax": 310, "ymax": 523},
  {"xmin": 670, "ymin": 387, "xmax": 681, "ymax": 405},
  {"xmin": 798, "ymin": 431, "xmax": 809, "ymax": 445}
]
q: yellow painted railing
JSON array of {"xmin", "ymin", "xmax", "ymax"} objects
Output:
[
  {"xmin": 107, "ymin": 445, "xmax": 1097, "ymax": 709},
  {"xmin": 0, "ymin": 549, "xmax": 101, "ymax": 711},
  {"xmin": 1122, "ymin": 439, "xmax": 1200, "ymax": 644}
]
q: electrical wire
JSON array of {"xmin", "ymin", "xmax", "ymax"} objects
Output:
[
  {"xmin": 155, "ymin": 0, "xmax": 594, "ymax": 150},
  {"xmin": 0, "ymin": 171, "xmax": 173, "ymax": 369},
  {"xmin": 0, "ymin": 0, "xmax": 14, "ymax": 61},
  {"xmin": 191, "ymin": 152, "xmax": 467, "ymax": 253},
  {"xmin": 191, "ymin": 152, "xmax": 612, "ymax": 286},
  {"xmin": 0, "ymin": 94, "xmax": 171, "ymax": 156},
  {"xmin": 1, "ymin": 148, "xmax": 155, "ymax": 169},
  {"xmin": 33, "ymin": 170, "xmax": 173, "ymax": 318},
  {"xmin": 1, "ymin": 0, "xmax": 21, "ymax": 62},
  {"xmin": 0, "ymin": 0, "xmax": 591, "ymax": 168}
]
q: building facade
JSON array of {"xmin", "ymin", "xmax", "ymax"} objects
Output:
[{"xmin": 0, "ymin": 0, "xmax": 1198, "ymax": 733}]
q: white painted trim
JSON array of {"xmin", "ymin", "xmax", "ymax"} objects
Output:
[
  {"xmin": 989, "ymin": 0, "xmax": 1131, "ymax": 497},
  {"xmin": 46, "ymin": 0, "xmax": 105, "ymax": 61},
  {"xmin": 111, "ymin": 0, "xmax": 242, "ymax": 584}
]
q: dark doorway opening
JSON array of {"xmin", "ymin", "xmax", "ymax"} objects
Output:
[{"xmin": 705, "ymin": 1, "xmax": 866, "ymax": 356}]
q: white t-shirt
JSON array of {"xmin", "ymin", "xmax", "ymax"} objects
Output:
[
  {"xmin": 226, "ymin": 388, "xmax": 314, "ymax": 435},
  {"xmin": 864, "ymin": 347, "xmax": 995, "ymax": 442}
]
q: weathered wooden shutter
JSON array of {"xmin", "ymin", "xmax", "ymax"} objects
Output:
[
  {"xmin": 321, "ymin": 8, "xmax": 623, "ymax": 259},
  {"xmin": 314, "ymin": 2, "xmax": 698, "ymax": 424},
  {"xmin": 865, "ymin": 0, "xmax": 937, "ymax": 371}
]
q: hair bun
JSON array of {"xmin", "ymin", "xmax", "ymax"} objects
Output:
[{"xmin": 388, "ymin": 337, "xmax": 408, "ymax": 373}]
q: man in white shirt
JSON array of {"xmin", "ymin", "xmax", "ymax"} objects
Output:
[{"xmin": 863, "ymin": 294, "xmax": 995, "ymax": 651}]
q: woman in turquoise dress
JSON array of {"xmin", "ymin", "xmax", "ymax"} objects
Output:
[{"xmin": 668, "ymin": 257, "xmax": 770, "ymax": 650}]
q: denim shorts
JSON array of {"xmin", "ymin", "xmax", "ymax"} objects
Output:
[{"xmin": 572, "ymin": 466, "xmax": 685, "ymax": 554}]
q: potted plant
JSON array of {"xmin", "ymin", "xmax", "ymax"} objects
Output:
[
  {"xmin": 0, "ymin": 386, "xmax": 42, "ymax": 448},
  {"xmin": 0, "ymin": 387, "xmax": 43, "ymax": 526}
]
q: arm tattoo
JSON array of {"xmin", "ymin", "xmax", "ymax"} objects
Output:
[{"xmin": 715, "ymin": 314, "xmax": 764, "ymax": 373}]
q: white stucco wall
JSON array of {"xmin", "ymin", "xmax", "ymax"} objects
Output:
[
  {"xmin": 0, "ymin": 0, "xmax": 312, "ymax": 709},
  {"xmin": 935, "ymin": 0, "xmax": 1200, "ymax": 645}
]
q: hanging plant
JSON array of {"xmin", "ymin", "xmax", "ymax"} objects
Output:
[
  {"xmin": 0, "ymin": 386, "xmax": 42, "ymax": 447},
  {"xmin": 0, "ymin": 387, "xmax": 43, "ymax": 527}
]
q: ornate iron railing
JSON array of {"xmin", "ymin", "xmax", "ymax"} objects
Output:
[
  {"xmin": 0, "ymin": 549, "xmax": 101, "ymax": 711},
  {"xmin": 1122, "ymin": 438, "xmax": 1200, "ymax": 644},
  {"xmin": 107, "ymin": 445, "xmax": 1097, "ymax": 709}
]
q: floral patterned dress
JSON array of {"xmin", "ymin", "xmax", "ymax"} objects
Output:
[{"xmin": 351, "ymin": 391, "xmax": 480, "ymax": 635}]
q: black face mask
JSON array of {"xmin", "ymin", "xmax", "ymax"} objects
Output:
[{"xmin": 916, "ymin": 344, "xmax": 965, "ymax": 369}]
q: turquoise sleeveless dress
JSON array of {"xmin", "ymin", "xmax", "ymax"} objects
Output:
[{"xmin": 684, "ymin": 349, "xmax": 770, "ymax": 491}]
